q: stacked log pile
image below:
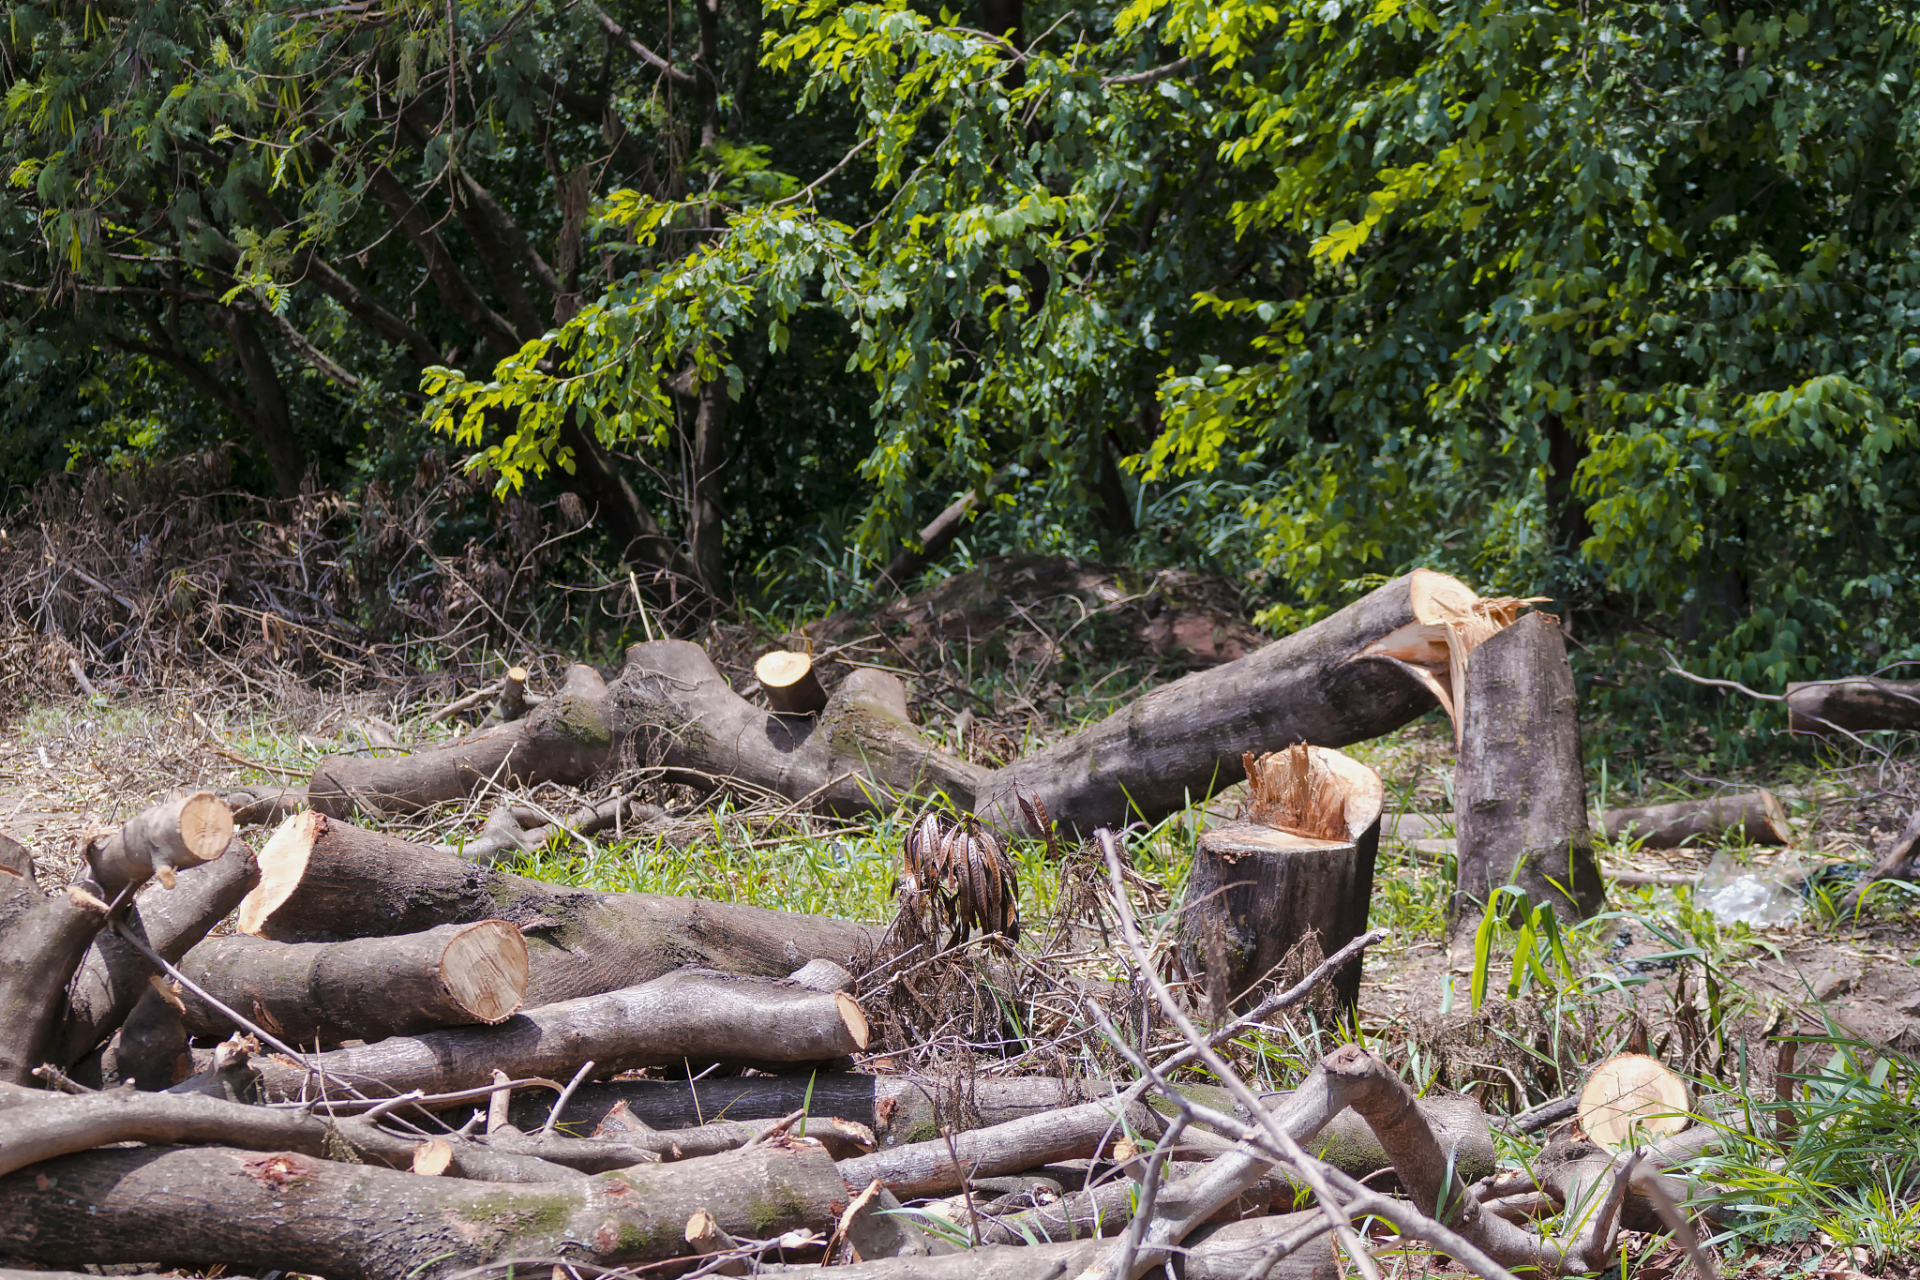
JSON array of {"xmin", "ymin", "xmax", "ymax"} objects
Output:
[{"xmin": 0, "ymin": 572, "xmax": 1765, "ymax": 1279}]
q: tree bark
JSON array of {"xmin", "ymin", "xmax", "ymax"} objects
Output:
[
  {"xmin": 688, "ymin": 376, "xmax": 731, "ymax": 599},
  {"xmin": 756, "ymin": 650, "xmax": 829, "ymax": 715},
  {"xmin": 249, "ymin": 968, "xmax": 868, "ymax": 1103},
  {"xmin": 1179, "ymin": 747, "xmax": 1383, "ymax": 1011},
  {"xmin": 234, "ymin": 814, "xmax": 880, "ymax": 1003},
  {"xmin": 0, "ymin": 836, "xmax": 110, "ymax": 1086},
  {"xmin": 835, "ymin": 1096, "xmax": 1167, "ymax": 1198},
  {"xmin": 0, "ymin": 1142, "xmax": 844, "ymax": 1280},
  {"xmin": 1601, "ymin": 790, "xmax": 1791, "ymax": 849},
  {"xmin": 308, "ymin": 663, "xmax": 612, "ymax": 818},
  {"xmin": 221, "ymin": 309, "xmax": 306, "ymax": 499},
  {"xmin": 57, "ymin": 836, "xmax": 258, "ymax": 1065},
  {"xmin": 1786, "ymin": 676, "xmax": 1920, "ymax": 734},
  {"xmin": 1452, "ymin": 611, "xmax": 1604, "ymax": 925},
  {"xmin": 94, "ymin": 979, "xmax": 191, "ymax": 1090},
  {"xmin": 176, "ymin": 921, "xmax": 529, "ymax": 1044}
]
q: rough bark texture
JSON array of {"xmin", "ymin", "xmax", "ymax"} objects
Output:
[
  {"xmin": 177, "ymin": 921, "xmax": 529, "ymax": 1043},
  {"xmin": 1786, "ymin": 676, "xmax": 1920, "ymax": 735},
  {"xmin": 614, "ymin": 641, "xmax": 985, "ymax": 812},
  {"xmin": 250, "ymin": 968, "xmax": 867, "ymax": 1102},
  {"xmin": 239, "ymin": 815, "xmax": 880, "ymax": 1004},
  {"xmin": 835, "ymin": 1096, "xmax": 1166, "ymax": 1198},
  {"xmin": 0, "ymin": 1142, "xmax": 844, "ymax": 1280},
  {"xmin": 0, "ymin": 838, "xmax": 109, "ymax": 1086},
  {"xmin": 1452, "ymin": 611, "xmax": 1605, "ymax": 923},
  {"xmin": 1601, "ymin": 789, "xmax": 1791, "ymax": 849},
  {"xmin": 58, "ymin": 836, "xmax": 258, "ymax": 1065},
  {"xmin": 96, "ymin": 981, "xmax": 191, "ymax": 1090},
  {"xmin": 79, "ymin": 791, "xmax": 234, "ymax": 898},
  {"xmin": 979, "ymin": 570, "xmax": 1458, "ymax": 832},
  {"xmin": 309, "ymin": 663, "xmax": 613, "ymax": 818}
]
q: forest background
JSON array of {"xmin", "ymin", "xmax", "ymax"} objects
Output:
[{"xmin": 3, "ymin": 0, "xmax": 1917, "ymax": 727}]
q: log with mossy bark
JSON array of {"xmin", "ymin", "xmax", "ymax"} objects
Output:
[
  {"xmin": 0, "ymin": 1141, "xmax": 845, "ymax": 1280},
  {"xmin": 248, "ymin": 967, "xmax": 869, "ymax": 1103},
  {"xmin": 234, "ymin": 811, "xmax": 881, "ymax": 1003},
  {"xmin": 298, "ymin": 570, "xmax": 1495, "ymax": 833}
]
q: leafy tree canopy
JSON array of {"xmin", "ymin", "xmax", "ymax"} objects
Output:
[{"xmin": 3, "ymin": 0, "xmax": 1915, "ymax": 686}]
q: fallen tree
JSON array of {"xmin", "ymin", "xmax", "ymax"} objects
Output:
[
  {"xmin": 1601, "ymin": 789, "xmax": 1792, "ymax": 849},
  {"xmin": 1786, "ymin": 675, "xmax": 1920, "ymax": 735},
  {"xmin": 286, "ymin": 570, "xmax": 1505, "ymax": 833}
]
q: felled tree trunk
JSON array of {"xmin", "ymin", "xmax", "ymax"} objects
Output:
[
  {"xmin": 1453, "ymin": 611, "xmax": 1604, "ymax": 924},
  {"xmin": 250, "ymin": 968, "xmax": 868, "ymax": 1102},
  {"xmin": 0, "ymin": 1142, "xmax": 844, "ymax": 1280},
  {"xmin": 1787, "ymin": 676, "xmax": 1920, "ymax": 734},
  {"xmin": 1844, "ymin": 807, "xmax": 1920, "ymax": 911},
  {"xmin": 78, "ymin": 791, "xmax": 233, "ymax": 897},
  {"xmin": 176, "ymin": 921, "xmax": 529, "ymax": 1043},
  {"xmin": 57, "ymin": 837, "xmax": 258, "ymax": 1066},
  {"xmin": 236, "ymin": 813, "xmax": 880, "ymax": 1003},
  {"xmin": 308, "ymin": 663, "xmax": 613, "ymax": 818},
  {"xmin": 835, "ymin": 1096, "xmax": 1166, "ymax": 1198},
  {"xmin": 1179, "ymin": 746, "xmax": 1383, "ymax": 1011},
  {"xmin": 1601, "ymin": 789, "xmax": 1791, "ymax": 849},
  {"xmin": 0, "ymin": 836, "xmax": 109, "ymax": 1086}
]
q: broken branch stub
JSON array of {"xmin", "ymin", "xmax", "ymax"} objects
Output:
[
  {"xmin": 1179, "ymin": 745, "xmax": 1383, "ymax": 1010},
  {"xmin": 1452, "ymin": 610, "xmax": 1605, "ymax": 925}
]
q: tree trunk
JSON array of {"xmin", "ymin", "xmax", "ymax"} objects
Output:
[
  {"xmin": 249, "ymin": 968, "xmax": 868, "ymax": 1103},
  {"xmin": 222, "ymin": 309, "xmax": 306, "ymax": 499},
  {"xmin": 176, "ymin": 921, "xmax": 529, "ymax": 1044},
  {"xmin": 308, "ymin": 663, "xmax": 612, "ymax": 818},
  {"xmin": 1179, "ymin": 747, "xmax": 1383, "ymax": 1011},
  {"xmin": 234, "ymin": 814, "xmax": 881, "ymax": 1004},
  {"xmin": 688, "ymin": 376, "xmax": 730, "ymax": 599},
  {"xmin": 1786, "ymin": 676, "xmax": 1920, "ymax": 734},
  {"xmin": 835, "ymin": 1096, "xmax": 1166, "ymax": 1198},
  {"xmin": 1453, "ymin": 611, "xmax": 1604, "ymax": 925},
  {"xmin": 57, "ymin": 836, "xmax": 258, "ymax": 1066},
  {"xmin": 0, "ymin": 1142, "xmax": 844, "ymax": 1280},
  {"xmin": 1601, "ymin": 789, "xmax": 1791, "ymax": 849},
  {"xmin": 0, "ymin": 837, "xmax": 110, "ymax": 1086},
  {"xmin": 558, "ymin": 416, "xmax": 691, "ymax": 583}
]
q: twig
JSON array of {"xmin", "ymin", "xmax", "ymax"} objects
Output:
[{"xmin": 540, "ymin": 1059, "xmax": 597, "ymax": 1139}]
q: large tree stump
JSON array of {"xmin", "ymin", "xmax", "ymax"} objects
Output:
[
  {"xmin": 0, "ymin": 1142, "xmax": 844, "ymax": 1280},
  {"xmin": 176, "ymin": 921, "xmax": 529, "ymax": 1043},
  {"xmin": 1179, "ymin": 746, "xmax": 1383, "ymax": 1010},
  {"xmin": 1786, "ymin": 676, "xmax": 1920, "ymax": 734},
  {"xmin": 1452, "ymin": 611, "xmax": 1604, "ymax": 924},
  {"xmin": 1601, "ymin": 789, "xmax": 1791, "ymax": 849},
  {"xmin": 234, "ymin": 812, "xmax": 880, "ymax": 1004},
  {"xmin": 249, "ymin": 968, "xmax": 868, "ymax": 1102}
]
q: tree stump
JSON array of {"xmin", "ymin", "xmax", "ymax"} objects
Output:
[
  {"xmin": 755, "ymin": 651, "xmax": 828, "ymax": 716},
  {"xmin": 1179, "ymin": 746, "xmax": 1383, "ymax": 1011},
  {"xmin": 1453, "ymin": 610, "xmax": 1604, "ymax": 925}
]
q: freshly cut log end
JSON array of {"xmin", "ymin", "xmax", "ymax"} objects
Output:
[
  {"xmin": 235, "ymin": 809, "xmax": 326, "ymax": 936},
  {"xmin": 85, "ymin": 791, "xmax": 235, "ymax": 896},
  {"xmin": 1787, "ymin": 676, "xmax": 1920, "ymax": 735},
  {"xmin": 1352, "ymin": 572, "xmax": 1541, "ymax": 745},
  {"xmin": 756, "ymin": 650, "xmax": 829, "ymax": 716},
  {"xmin": 176, "ymin": 920, "xmax": 530, "ymax": 1043},
  {"xmin": 1602, "ymin": 789, "xmax": 1791, "ymax": 849},
  {"xmin": 1578, "ymin": 1054, "xmax": 1690, "ymax": 1150},
  {"xmin": 834, "ymin": 989, "xmax": 871, "ymax": 1049},
  {"xmin": 1180, "ymin": 745, "xmax": 1383, "ymax": 1010}
]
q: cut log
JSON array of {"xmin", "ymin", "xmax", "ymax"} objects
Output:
[
  {"xmin": 588, "ymin": 1100, "xmax": 874, "ymax": 1161},
  {"xmin": 78, "ymin": 791, "xmax": 234, "ymax": 897},
  {"xmin": 480, "ymin": 664, "xmax": 530, "ymax": 727},
  {"xmin": 57, "ymin": 835, "xmax": 258, "ymax": 1065},
  {"xmin": 176, "ymin": 920, "xmax": 529, "ymax": 1043},
  {"xmin": 1577, "ymin": 1054, "xmax": 1690, "ymax": 1150},
  {"xmin": 757, "ymin": 650, "xmax": 829, "ymax": 716},
  {"xmin": 1844, "ymin": 807, "xmax": 1920, "ymax": 911},
  {"xmin": 0, "ymin": 1141, "xmax": 844, "ymax": 1280},
  {"xmin": 835, "ymin": 1095, "xmax": 1167, "ymax": 1198},
  {"xmin": 250, "ymin": 968, "xmax": 869, "ymax": 1102},
  {"xmin": 309, "ymin": 662, "xmax": 612, "ymax": 818},
  {"xmin": 222, "ymin": 784, "xmax": 308, "ymax": 826},
  {"xmin": 233, "ymin": 813, "xmax": 880, "ymax": 1003},
  {"xmin": 1601, "ymin": 789, "xmax": 1791, "ymax": 849},
  {"xmin": 1179, "ymin": 745, "xmax": 1383, "ymax": 1010},
  {"xmin": 96, "ymin": 978, "xmax": 192, "ymax": 1090},
  {"xmin": 1787, "ymin": 676, "xmax": 1920, "ymax": 735},
  {"xmin": 1452, "ymin": 610, "xmax": 1604, "ymax": 924},
  {"xmin": 0, "ymin": 836, "xmax": 111, "ymax": 1086},
  {"xmin": 762, "ymin": 1212, "xmax": 1337, "ymax": 1280}
]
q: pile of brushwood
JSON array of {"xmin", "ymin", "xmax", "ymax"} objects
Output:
[{"xmin": 2, "ymin": 569, "xmax": 1916, "ymax": 1279}]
